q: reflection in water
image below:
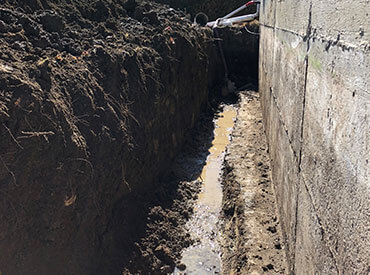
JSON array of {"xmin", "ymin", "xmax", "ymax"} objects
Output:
[{"xmin": 174, "ymin": 105, "xmax": 236, "ymax": 275}]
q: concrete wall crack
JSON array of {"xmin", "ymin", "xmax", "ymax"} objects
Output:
[
  {"xmin": 296, "ymin": 3, "xmax": 341, "ymax": 274},
  {"xmin": 260, "ymin": 0, "xmax": 370, "ymax": 273}
]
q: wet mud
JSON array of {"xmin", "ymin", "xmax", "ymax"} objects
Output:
[
  {"xmin": 121, "ymin": 104, "xmax": 220, "ymax": 274},
  {"xmin": 130, "ymin": 91, "xmax": 288, "ymax": 275},
  {"xmin": 174, "ymin": 105, "xmax": 236, "ymax": 275},
  {"xmin": 221, "ymin": 91, "xmax": 287, "ymax": 274}
]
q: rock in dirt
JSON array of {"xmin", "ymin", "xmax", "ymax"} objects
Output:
[
  {"xmin": 0, "ymin": 19, "xmax": 9, "ymax": 32},
  {"xmin": 36, "ymin": 10, "xmax": 64, "ymax": 33}
]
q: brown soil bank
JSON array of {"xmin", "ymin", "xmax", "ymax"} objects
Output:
[{"xmin": 0, "ymin": 0, "xmax": 224, "ymax": 274}]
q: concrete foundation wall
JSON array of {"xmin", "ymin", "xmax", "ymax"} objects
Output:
[{"xmin": 259, "ymin": 1, "xmax": 369, "ymax": 274}]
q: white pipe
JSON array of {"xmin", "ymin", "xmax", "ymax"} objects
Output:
[
  {"xmin": 207, "ymin": 14, "xmax": 256, "ymax": 28},
  {"xmin": 223, "ymin": 4, "xmax": 248, "ymax": 19},
  {"xmin": 206, "ymin": 5, "xmax": 259, "ymax": 28}
]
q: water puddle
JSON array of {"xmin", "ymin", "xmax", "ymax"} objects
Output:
[{"xmin": 174, "ymin": 105, "xmax": 236, "ymax": 275}]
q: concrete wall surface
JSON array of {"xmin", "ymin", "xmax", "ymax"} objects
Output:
[{"xmin": 259, "ymin": 0, "xmax": 369, "ymax": 274}]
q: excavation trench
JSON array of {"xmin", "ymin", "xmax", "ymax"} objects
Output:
[
  {"xmin": 118, "ymin": 16, "xmax": 264, "ymax": 275},
  {"xmin": 122, "ymin": 20, "xmax": 286, "ymax": 273},
  {"xmin": 122, "ymin": 86, "xmax": 289, "ymax": 275},
  {"xmin": 125, "ymin": 90, "xmax": 287, "ymax": 275},
  {"xmin": 0, "ymin": 0, "xmax": 286, "ymax": 273},
  {"xmin": 119, "ymin": 98, "xmax": 239, "ymax": 274}
]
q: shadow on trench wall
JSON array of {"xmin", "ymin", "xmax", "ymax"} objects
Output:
[
  {"xmin": 97, "ymin": 113, "xmax": 216, "ymax": 274},
  {"xmin": 216, "ymin": 25, "xmax": 260, "ymax": 88}
]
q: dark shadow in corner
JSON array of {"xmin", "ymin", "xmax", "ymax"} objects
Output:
[{"xmin": 216, "ymin": 24, "xmax": 260, "ymax": 90}]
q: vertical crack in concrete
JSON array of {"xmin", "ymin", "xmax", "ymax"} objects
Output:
[
  {"xmin": 301, "ymin": 175, "xmax": 341, "ymax": 275},
  {"xmin": 293, "ymin": 2, "xmax": 312, "ymax": 274},
  {"xmin": 269, "ymin": 87, "xmax": 299, "ymax": 162},
  {"xmin": 295, "ymin": 3, "xmax": 341, "ymax": 274},
  {"xmin": 299, "ymin": 0, "xmax": 313, "ymax": 166}
]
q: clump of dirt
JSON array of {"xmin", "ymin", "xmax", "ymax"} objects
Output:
[
  {"xmin": 0, "ymin": 0, "xmax": 224, "ymax": 274},
  {"xmin": 221, "ymin": 91, "xmax": 287, "ymax": 274}
]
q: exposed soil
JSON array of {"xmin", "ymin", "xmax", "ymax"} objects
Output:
[
  {"xmin": 221, "ymin": 91, "xmax": 287, "ymax": 274},
  {"xmin": 155, "ymin": 0, "xmax": 261, "ymax": 88},
  {"xmin": 125, "ymin": 91, "xmax": 289, "ymax": 275},
  {"xmin": 216, "ymin": 25, "xmax": 260, "ymax": 88},
  {"xmin": 0, "ymin": 0, "xmax": 225, "ymax": 274}
]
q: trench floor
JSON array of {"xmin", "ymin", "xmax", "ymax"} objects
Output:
[
  {"xmin": 173, "ymin": 105, "xmax": 236, "ymax": 274},
  {"xmin": 122, "ymin": 91, "xmax": 287, "ymax": 274},
  {"xmin": 220, "ymin": 91, "xmax": 287, "ymax": 274}
]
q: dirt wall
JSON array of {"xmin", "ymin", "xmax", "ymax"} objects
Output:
[
  {"xmin": 259, "ymin": 0, "xmax": 369, "ymax": 274},
  {"xmin": 0, "ymin": 1, "xmax": 224, "ymax": 274}
]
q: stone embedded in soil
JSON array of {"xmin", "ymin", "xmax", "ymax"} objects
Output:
[
  {"xmin": 37, "ymin": 11, "xmax": 65, "ymax": 33},
  {"xmin": 0, "ymin": 20, "xmax": 9, "ymax": 33},
  {"xmin": 177, "ymin": 263, "xmax": 187, "ymax": 271}
]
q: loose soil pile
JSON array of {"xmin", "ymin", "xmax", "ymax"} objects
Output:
[{"xmin": 0, "ymin": 0, "xmax": 224, "ymax": 274}]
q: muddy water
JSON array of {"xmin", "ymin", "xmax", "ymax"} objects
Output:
[{"xmin": 174, "ymin": 105, "xmax": 236, "ymax": 275}]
